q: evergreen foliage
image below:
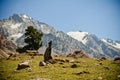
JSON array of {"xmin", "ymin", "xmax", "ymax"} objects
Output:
[
  {"xmin": 16, "ymin": 26, "xmax": 43, "ymax": 52},
  {"xmin": 24, "ymin": 26, "xmax": 43, "ymax": 50}
]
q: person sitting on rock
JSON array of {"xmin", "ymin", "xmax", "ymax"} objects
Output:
[{"xmin": 44, "ymin": 41, "xmax": 53, "ymax": 62}]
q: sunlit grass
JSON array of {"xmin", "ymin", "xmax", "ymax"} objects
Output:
[{"xmin": 0, "ymin": 54, "xmax": 120, "ymax": 80}]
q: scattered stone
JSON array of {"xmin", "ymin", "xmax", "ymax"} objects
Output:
[
  {"xmin": 6, "ymin": 53, "xmax": 13, "ymax": 60},
  {"xmin": 59, "ymin": 62, "xmax": 64, "ymax": 64},
  {"xmin": 95, "ymin": 63, "xmax": 99, "ymax": 66},
  {"xmin": 114, "ymin": 57, "xmax": 120, "ymax": 61},
  {"xmin": 71, "ymin": 64, "xmax": 77, "ymax": 68},
  {"xmin": 39, "ymin": 61, "xmax": 47, "ymax": 66},
  {"xmin": 47, "ymin": 59, "xmax": 56, "ymax": 64},
  {"xmin": 103, "ymin": 66, "xmax": 110, "ymax": 70},
  {"xmin": 99, "ymin": 62, "xmax": 102, "ymax": 65},
  {"xmin": 17, "ymin": 61, "xmax": 30, "ymax": 70},
  {"xmin": 98, "ymin": 77, "xmax": 103, "ymax": 80},
  {"xmin": 26, "ymin": 50, "xmax": 38, "ymax": 56},
  {"xmin": 74, "ymin": 71, "xmax": 90, "ymax": 75},
  {"xmin": 65, "ymin": 59, "xmax": 69, "ymax": 62},
  {"xmin": 69, "ymin": 60, "xmax": 75, "ymax": 63},
  {"xmin": 114, "ymin": 57, "xmax": 120, "ymax": 64},
  {"xmin": 117, "ymin": 75, "xmax": 120, "ymax": 80},
  {"xmin": 28, "ymin": 68, "xmax": 32, "ymax": 72},
  {"xmin": 54, "ymin": 59, "xmax": 66, "ymax": 62},
  {"xmin": 31, "ymin": 75, "xmax": 51, "ymax": 80},
  {"xmin": 62, "ymin": 66, "xmax": 67, "ymax": 68},
  {"xmin": 100, "ymin": 57, "xmax": 107, "ymax": 60}
]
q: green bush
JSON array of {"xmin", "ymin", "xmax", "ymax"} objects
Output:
[{"xmin": 16, "ymin": 47, "xmax": 26, "ymax": 53}]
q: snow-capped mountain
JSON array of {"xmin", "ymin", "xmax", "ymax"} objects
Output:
[
  {"xmin": 67, "ymin": 31, "xmax": 120, "ymax": 58},
  {"xmin": 0, "ymin": 14, "xmax": 120, "ymax": 58},
  {"xmin": 102, "ymin": 39, "xmax": 120, "ymax": 49},
  {"xmin": 67, "ymin": 31, "xmax": 120, "ymax": 49}
]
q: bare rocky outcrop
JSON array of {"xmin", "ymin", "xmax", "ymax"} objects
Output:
[
  {"xmin": 44, "ymin": 41, "xmax": 53, "ymax": 62},
  {"xmin": 0, "ymin": 34, "xmax": 18, "ymax": 59},
  {"xmin": 67, "ymin": 50, "xmax": 89, "ymax": 58},
  {"xmin": 17, "ymin": 60, "xmax": 31, "ymax": 70},
  {"xmin": 114, "ymin": 57, "xmax": 120, "ymax": 64}
]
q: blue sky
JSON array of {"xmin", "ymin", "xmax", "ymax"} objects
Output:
[{"xmin": 0, "ymin": 0, "xmax": 120, "ymax": 40}]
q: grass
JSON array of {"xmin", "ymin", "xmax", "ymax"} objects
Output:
[{"xmin": 0, "ymin": 54, "xmax": 120, "ymax": 80}]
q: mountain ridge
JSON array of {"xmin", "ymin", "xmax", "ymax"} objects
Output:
[{"xmin": 0, "ymin": 14, "xmax": 120, "ymax": 58}]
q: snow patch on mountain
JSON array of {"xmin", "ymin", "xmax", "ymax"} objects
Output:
[
  {"xmin": 9, "ymin": 33, "xmax": 23, "ymax": 42},
  {"xmin": 10, "ymin": 23, "xmax": 22, "ymax": 29},
  {"xmin": 102, "ymin": 39, "xmax": 120, "ymax": 49},
  {"xmin": 10, "ymin": 33, "xmax": 23, "ymax": 38},
  {"xmin": 67, "ymin": 31, "xmax": 88, "ymax": 44},
  {"xmin": 22, "ymin": 14, "xmax": 29, "ymax": 19}
]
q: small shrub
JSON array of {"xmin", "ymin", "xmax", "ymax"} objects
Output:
[{"xmin": 16, "ymin": 47, "xmax": 26, "ymax": 53}]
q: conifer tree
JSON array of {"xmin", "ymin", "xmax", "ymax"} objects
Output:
[{"xmin": 24, "ymin": 26, "xmax": 43, "ymax": 50}]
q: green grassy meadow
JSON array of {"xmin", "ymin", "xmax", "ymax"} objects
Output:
[{"xmin": 0, "ymin": 54, "xmax": 120, "ymax": 80}]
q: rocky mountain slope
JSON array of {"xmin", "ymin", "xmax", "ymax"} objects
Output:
[
  {"xmin": 0, "ymin": 14, "xmax": 120, "ymax": 58},
  {"xmin": 67, "ymin": 31, "xmax": 120, "ymax": 58},
  {"xmin": 0, "ymin": 34, "xmax": 17, "ymax": 58}
]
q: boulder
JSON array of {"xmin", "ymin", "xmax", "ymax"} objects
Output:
[
  {"xmin": 71, "ymin": 64, "xmax": 77, "ymax": 68},
  {"xmin": 98, "ymin": 77, "xmax": 103, "ymax": 80},
  {"xmin": 39, "ymin": 61, "xmax": 47, "ymax": 66},
  {"xmin": 17, "ymin": 61, "xmax": 30, "ymax": 70},
  {"xmin": 114, "ymin": 57, "xmax": 120, "ymax": 64}
]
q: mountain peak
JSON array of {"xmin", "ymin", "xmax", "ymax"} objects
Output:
[
  {"xmin": 8, "ymin": 14, "xmax": 32, "ymax": 23},
  {"xmin": 67, "ymin": 31, "xmax": 89, "ymax": 44}
]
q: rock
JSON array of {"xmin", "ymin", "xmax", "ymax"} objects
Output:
[
  {"xmin": 100, "ymin": 57, "xmax": 107, "ymax": 60},
  {"xmin": 17, "ymin": 61, "xmax": 30, "ymax": 70},
  {"xmin": 114, "ymin": 57, "xmax": 120, "ymax": 61},
  {"xmin": 59, "ymin": 62, "xmax": 64, "ymax": 64},
  {"xmin": 44, "ymin": 41, "xmax": 53, "ymax": 62},
  {"xmin": 47, "ymin": 59, "xmax": 56, "ymax": 64},
  {"xmin": 95, "ymin": 63, "xmax": 99, "ymax": 66},
  {"xmin": 69, "ymin": 60, "xmax": 75, "ymax": 63},
  {"xmin": 28, "ymin": 68, "xmax": 32, "ymax": 72},
  {"xmin": 39, "ymin": 61, "xmax": 47, "ymax": 66},
  {"xmin": 74, "ymin": 71, "xmax": 90, "ymax": 75},
  {"xmin": 62, "ymin": 66, "xmax": 67, "ymax": 68},
  {"xmin": 99, "ymin": 62, "xmax": 102, "ymax": 65},
  {"xmin": 65, "ymin": 59, "xmax": 69, "ymax": 62},
  {"xmin": 71, "ymin": 64, "xmax": 77, "ymax": 68},
  {"xmin": 26, "ymin": 50, "xmax": 38, "ymax": 56},
  {"xmin": 67, "ymin": 50, "xmax": 89, "ymax": 58},
  {"xmin": 98, "ymin": 77, "xmax": 103, "ymax": 80},
  {"xmin": 54, "ymin": 59, "xmax": 66, "ymax": 62},
  {"xmin": 114, "ymin": 57, "xmax": 120, "ymax": 64},
  {"xmin": 103, "ymin": 66, "xmax": 110, "ymax": 70},
  {"xmin": 117, "ymin": 75, "xmax": 120, "ymax": 80}
]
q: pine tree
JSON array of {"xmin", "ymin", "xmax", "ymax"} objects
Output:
[{"xmin": 24, "ymin": 26, "xmax": 43, "ymax": 50}]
